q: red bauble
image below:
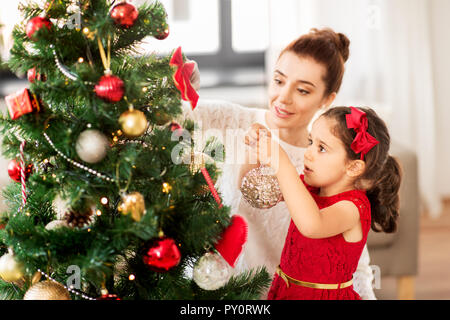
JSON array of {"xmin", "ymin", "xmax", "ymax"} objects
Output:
[
  {"xmin": 8, "ymin": 159, "xmax": 33, "ymax": 183},
  {"xmin": 110, "ymin": 2, "xmax": 139, "ymax": 28},
  {"xmin": 97, "ymin": 294, "xmax": 121, "ymax": 300},
  {"xmin": 142, "ymin": 237, "xmax": 181, "ymax": 272},
  {"xmin": 94, "ymin": 74, "xmax": 125, "ymax": 102},
  {"xmin": 26, "ymin": 17, "xmax": 53, "ymax": 40},
  {"xmin": 155, "ymin": 26, "xmax": 169, "ymax": 40},
  {"xmin": 27, "ymin": 67, "xmax": 46, "ymax": 83},
  {"xmin": 169, "ymin": 122, "xmax": 183, "ymax": 136}
]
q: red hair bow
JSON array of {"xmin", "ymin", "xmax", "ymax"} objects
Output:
[
  {"xmin": 345, "ymin": 107, "xmax": 379, "ymax": 160},
  {"xmin": 170, "ymin": 46, "xmax": 199, "ymax": 110}
]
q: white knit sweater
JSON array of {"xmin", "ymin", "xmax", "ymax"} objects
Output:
[{"xmin": 179, "ymin": 99, "xmax": 376, "ymax": 300}]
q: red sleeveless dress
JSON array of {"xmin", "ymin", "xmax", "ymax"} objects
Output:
[{"xmin": 267, "ymin": 175, "xmax": 371, "ymax": 300}]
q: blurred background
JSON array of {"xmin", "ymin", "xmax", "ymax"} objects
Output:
[{"xmin": 0, "ymin": 0, "xmax": 449, "ymax": 299}]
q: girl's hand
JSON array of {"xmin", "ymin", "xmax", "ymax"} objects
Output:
[{"xmin": 244, "ymin": 123, "xmax": 283, "ymax": 171}]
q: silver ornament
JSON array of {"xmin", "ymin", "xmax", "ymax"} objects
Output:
[
  {"xmin": 193, "ymin": 252, "xmax": 231, "ymax": 290},
  {"xmin": 75, "ymin": 129, "xmax": 109, "ymax": 163},
  {"xmin": 240, "ymin": 165, "xmax": 283, "ymax": 209}
]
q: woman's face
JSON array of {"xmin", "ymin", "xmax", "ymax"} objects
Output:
[{"xmin": 267, "ymin": 51, "xmax": 335, "ymax": 130}]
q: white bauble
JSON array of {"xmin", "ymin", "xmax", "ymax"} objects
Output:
[
  {"xmin": 52, "ymin": 195, "xmax": 69, "ymax": 220},
  {"xmin": 193, "ymin": 252, "xmax": 231, "ymax": 290},
  {"xmin": 75, "ymin": 129, "xmax": 109, "ymax": 163},
  {"xmin": 45, "ymin": 220, "xmax": 69, "ymax": 230}
]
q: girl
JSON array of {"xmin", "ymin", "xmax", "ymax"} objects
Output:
[{"xmin": 243, "ymin": 106, "xmax": 401, "ymax": 300}]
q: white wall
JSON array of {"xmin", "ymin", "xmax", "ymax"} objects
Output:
[{"xmin": 430, "ymin": 0, "xmax": 450, "ymax": 197}]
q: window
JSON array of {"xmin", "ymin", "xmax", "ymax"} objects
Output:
[{"xmin": 137, "ymin": 0, "xmax": 267, "ymax": 87}]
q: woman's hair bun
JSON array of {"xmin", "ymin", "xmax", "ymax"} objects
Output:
[{"xmin": 336, "ymin": 33, "xmax": 350, "ymax": 62}]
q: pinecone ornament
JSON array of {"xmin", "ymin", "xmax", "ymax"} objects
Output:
[{"xmin": 63, "ymin": 210, "xmax": 94, "ymax": 228}]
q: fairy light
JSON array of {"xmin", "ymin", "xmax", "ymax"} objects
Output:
[
  {"xmin": 78, "ymin": 57, "xmax": 84, "ymax": 63},
  {"xmin": 100, "ymin": 197, "xmax": 109, "ymax": 205},
  {"xmin": 128, "ymin": 274, "xmax": 135, "ymax": 281},
  {"xmin": 162, "ymin": 182, "xmax": 172, "ymax": 193},
  {"xmin": 95, "ymin": 209, "xmax": 102, "ymax": 216},
  {"xmin": 82, "ymin": 27, "xmax": 90, "ymax": 34}
]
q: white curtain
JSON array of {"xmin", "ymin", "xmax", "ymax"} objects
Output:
[{"xmin": 266, "ymin": 0, "xmax": 443, "ymax": 217}]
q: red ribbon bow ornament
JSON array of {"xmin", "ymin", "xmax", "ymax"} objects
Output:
[
  {"xmin": 345, "ymin": 107, "xmax": 379, "ymax": 160},
  {"xmin": 170, "ymin": 47, "xmax": 199, "ymax": 110}
]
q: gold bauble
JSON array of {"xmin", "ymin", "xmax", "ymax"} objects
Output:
[
  {"xmin": 118, "ymin": 192, "xmax": 146, "ymax": 221},
  {"xmin": 23, "ymin": 280, "xmax": 71, "ymax": 300},
  {"xmin": 0, "ymin": 252, "xmax": 25, "ymax": 283},
  {"xmin": 119, "ymin": 109, "xmax": 148, "ymax": 137}
]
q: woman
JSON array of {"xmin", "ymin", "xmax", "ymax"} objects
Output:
[{"xmin": 180, "ymin": 28, "xmax": 376, "ymax": 300}]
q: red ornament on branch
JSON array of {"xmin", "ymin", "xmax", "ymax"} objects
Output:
[
  {"xmin": 170, "ymin": 47, "xmax": 199, "ymax": 110},
  {"xmin": 110, "ymin": 2, "xmax": 138, "ymax": 28},
  {"xmin": 155, "ymin": 26, "xmax": 169, "ymax": 40},
  {"xmin": 97, "ymin": 293, "xmax": 121, "ymax": 300},
  {"xmin": 8, "ymin": 159, "xmax": 33, "ymax": 183},
  {"xmin": 169, "ymin": 122, "xmax": 183, "ymax": 137},
  {"xmin": 142, "ymin": 237, "xmax": 181, "ymax": 272},
  {"xmin": 5, "ymin": 88, "xmax": 41, "ymax": 120},
  {"xmin": 26, "ymin": 17, "xmax": 53, "ymax": 40},
  {"xmin": 94, "ymin": 74, "xmax": 124, "ymax": 102},
  {"xmin": 27, "ymin": 67, "xmax": 46, "ymax": 83}
]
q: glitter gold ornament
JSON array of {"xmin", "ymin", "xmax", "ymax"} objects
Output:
[
  {"xmin": 240, "ymin": 165, "xmax": 283, "ymax": 209},
  {"xmin": 0, "ymin": 251, "xmax": 25, "ymax": 283},
  {"xmin": 118, "ymin": 192, "xmax": 146, "ymax": 221},
  {"xmin": 193, "ymin": 252, "xmax": 231, "ymax": 290},
  {"xmin": 119, "ymin": 108, "xmax": 148, "ymax": 137},
  {"xmin": 23, "ymin": 280, "xmax": 71, "ymax": 300}
]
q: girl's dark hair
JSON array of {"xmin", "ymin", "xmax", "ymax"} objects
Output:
[
  {"xmin": 280, "ymin": 28, "xmax": 350, "ymax": 96},
  {"xmin": 321, "ymin": 107, "xmax": 402, "ymax": 233}
]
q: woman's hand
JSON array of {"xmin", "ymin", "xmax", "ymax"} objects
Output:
[{"xmin": 188, "ymin": 59, "xmax": 200, "ymax": 91}]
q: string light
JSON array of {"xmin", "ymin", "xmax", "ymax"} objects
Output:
[
  {"xmin": 100, "ymin": 197, "xmax": 109, "ymax": 205},
  {"xmin": 128, "ymin": 274, "xmax": 135, "ymax": 281},
  {"xmin": 162, "ymin": 182, "xmax": 171, "ymax": 193}
]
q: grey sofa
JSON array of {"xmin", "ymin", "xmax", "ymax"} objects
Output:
[{"xmin": 367, "ymin": 141, "xmax": 420, "ymax": 299}]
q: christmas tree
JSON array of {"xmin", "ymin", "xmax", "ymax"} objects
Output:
[{"xmin": 0, "ymin": 0, "xmax": 270, "ymax": 300}]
